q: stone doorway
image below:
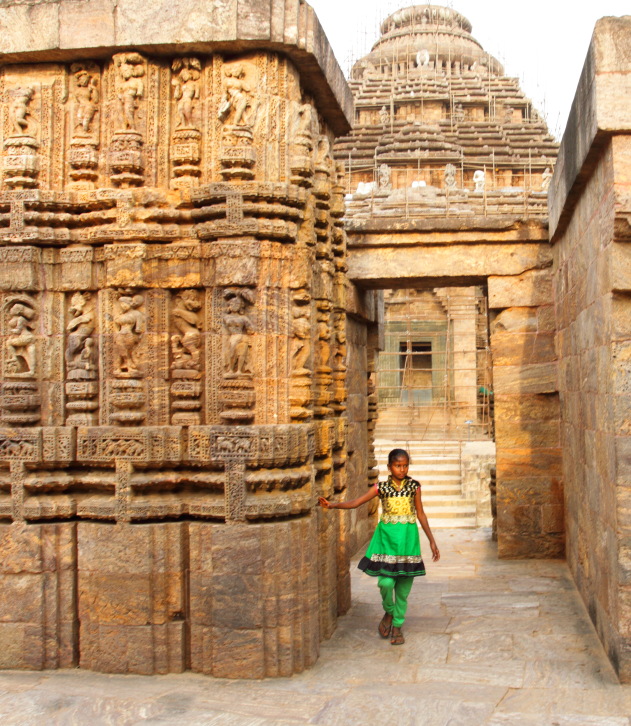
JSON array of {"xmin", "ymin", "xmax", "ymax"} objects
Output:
[{"xmin": 373, "ymin": 285, "xmax": 495, "ymax": 529}]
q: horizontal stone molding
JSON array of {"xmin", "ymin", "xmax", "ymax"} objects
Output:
[{"xmin": 0, "ymin": 426, "xmax": 74, "ymax": 464}]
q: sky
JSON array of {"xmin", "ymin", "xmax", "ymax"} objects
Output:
[{"xmin": 309, "ymin": 0, "xmax": 630, "ymax": 140}]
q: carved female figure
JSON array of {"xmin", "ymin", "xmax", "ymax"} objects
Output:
[
  {"xmin": 113, "ymin": 294, "xmax": 145, "ymax": 377},
  {"xmin": 473, "ymin": 169, "xmax": 486, "ymax": 192},
  {"xmin": 171, "ymin": 289, "xmax": 202, "ymax": 371},
  {"xmin": 172, "ymin": 58, "xmax": 201, "ymax": 129},
  {"xmin": 294, "ymin": 103, "xmax": 313, "ymax": 136},
  {"xmin": 66, "ymin": 292, "xmax": 96, "ymax": 371},
  {"xmin": 115, "ymin": 54, "xmax": 145, "ymax": 131},
  {"xmin": 218, "ymin": 64, "xmax": 252, "ymax": 126},
  {"xmin": 541, "ymin": 167, "xmax": 553, "ymax": 192},
  {"xmin": 222, "ymin": 288, "xmax": 255, "ymax": 377},
  {"xmin": 6, "ymin": 301, "xmax": 36, "ymax": 376},
  {"xmin": 71, "ymin": 64, "xmax": 100, "ymax": 135},
  {"xmin": 291, "ymin": 308, "xmax": 311, "ymax": 376},
  {"xmin": 11, "ymin": 87, "xmax": 34, "ymax": 136}
]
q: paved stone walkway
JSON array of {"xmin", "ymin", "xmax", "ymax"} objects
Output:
[{"xmin": 1, "ymin": 528, "xmax": 631, "ymax": 725}]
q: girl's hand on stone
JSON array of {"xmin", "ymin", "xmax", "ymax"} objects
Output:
[{"xmin": 318, "ymin": 497, "xmax": 333, "ymax": 509}]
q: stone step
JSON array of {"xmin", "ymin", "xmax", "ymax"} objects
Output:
[
  {"xmin": 425, "ymin": 504, "xmax": 477, "ymax": 517},
  {"xmin": 428, "ymin": 517, "xmax": 477, "ymax": 528},
  {"xmin": 379, "ymin": 464, "xmax": 460, "ymax": 478},
  {"xmin": 422, "ymin": 489, "xmax": 463, "ymax": 497},
  {"xmin": 375, "ymin": 440, "xmax": 462, "ymax": 448},
  {"xmin": 378, "ymin": 471, "xmax": 461, "ymax": 482},
  {"xmin": 421, "ymin": 496, "xmax": 477, "ymax": 507},
  {"xmin": 375, "ymin": 447, "xmax": 461, "ymax": 455}
]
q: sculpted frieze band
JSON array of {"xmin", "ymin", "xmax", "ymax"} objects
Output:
[{"xmin": 0, "ymin": 47, "xmax": 348, "ymax": 534}]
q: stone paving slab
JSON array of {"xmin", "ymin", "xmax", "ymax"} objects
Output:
[{"xmin": 0, "ymin": 528, "xmax": 630, "ymax": 725}]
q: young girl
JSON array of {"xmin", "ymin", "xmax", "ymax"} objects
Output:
[{"xmin": 319, "ymin": 448, "xmax": 440, "ymax": 645}]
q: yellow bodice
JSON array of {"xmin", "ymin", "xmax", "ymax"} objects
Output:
[{"xmin": 378, "ymin": 477, "xmax": 419, "ymax": 524}]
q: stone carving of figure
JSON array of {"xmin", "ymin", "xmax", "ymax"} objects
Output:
[
  {"xmin": 316, "ymin": 319, "xmax": 331, "ymax": 372},
  {"xmin": 291, "ymin": 306, "xmax": 311, "ymax": 376},
  {"xmin": 218, "ymin": 64, "xmax": 252, "ymax": 126},
  {"xmin": 453, "ymin": 102, "xmax": 465, "ymax": 124},
  {"xmin": 378, "ymin": 163, "xmax": 392, "ymax": 190},
  {"xmin": 66, "ymin": 292, "xmax": 96, "ymax": 371},
  {"xmin": 541, "ymin": 166, "xmax": 553, "ymax": 192},
  {"xmin": 71, "ymin": 64, "xmax": 100, "ymax": 135},
  {"xmin": 171, "ymin": 58, "xmax": 201, "ymax": 129},
  {"xmin": 416, "ymin": 49, "xmax": 430, "ymax": 68},
  {"xmin": 113, "ymin": 293, "xmax": 145, "ymax": 377},
  {"xmin": 171, "ymin": 289, "xmax": 202, "ymax": 371},
  {"xmin": 504, "ymin": 106, "xmax": 514, "ymax": 123},
  {"xmin": 222, "ymin": 288, "xmax": 255, "ymax": 377},
  {"xmin": 316, "ymin": 136, "xmax": 331, "ymax": 167},
  {"xmin": 5, "ymin": 301, "xmax": 36, "ymax": 376},
  {"xmin": 11, "ymin": 87, "xmax": 34, "ymax": 136},
  {"xmin": 444, "ymin": 163, "xmax": 457, "ymax": 190},
  {"xmin": 294, "ymin": 103, "xmax": 313, "ymax": 136},
  {"xmin": 473, "ymin": 169, "xmax": 486, "ymax": 192},
  {"xmin": 333, "ymin": 325, "xmax": 347, "ymax": 371},
  {"xmin": 115, "ymin": 53, "xmax": 145, "ymax": 131},
  {"xmin": 379, "ymin": 105, "xmax": 389, "ymax": 126}
]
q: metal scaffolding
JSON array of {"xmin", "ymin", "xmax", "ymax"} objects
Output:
[{"xmin": 375, "ymin": 287, "xmax": 494, "ymax": 441}]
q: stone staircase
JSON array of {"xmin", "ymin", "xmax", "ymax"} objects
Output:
[{"xmin": 373, "ymin": 439, "xmax": 477, "ymax": 528}]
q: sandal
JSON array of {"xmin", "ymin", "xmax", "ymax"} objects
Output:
[
  {"xmin": 378, "ymin": 613, "xmax": 392, "ymax": 638},
  {"xmin": 390, "ymin": 627, "xmax": 405, "ymax": 645}
]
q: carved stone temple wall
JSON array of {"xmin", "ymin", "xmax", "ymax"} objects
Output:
[{"xmin": 0, "ymin": 0, "xmax": 381, "ymax": 677}]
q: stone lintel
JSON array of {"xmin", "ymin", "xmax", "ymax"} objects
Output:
[
  {"xmin": 549, "ymin": 15, "xmax": 631, "ymax": 242},
  {"xmin": 0, "ymin": 0, "xmax": 353, "ymax": 136},
  {"xmin": 345, "ymin": 215, "xmax": 549, "ymax": 239},
  {"xmin": 347, "ymin": 242, "xmax": 553, "ymax": 290}
]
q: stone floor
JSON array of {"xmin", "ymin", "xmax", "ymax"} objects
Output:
[{"xmin": 1, "ymin": 528, "xmax": 631, "ymax": 725}]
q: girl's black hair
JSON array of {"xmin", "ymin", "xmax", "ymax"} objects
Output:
[{"xmin": 388, "ymin": 448, "xmax": 410, "ymax": 465}]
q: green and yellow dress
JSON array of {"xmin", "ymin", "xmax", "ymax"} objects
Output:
[{"xmin": 358, "ymin": 476, "xmax": 426, "ymax": 578}]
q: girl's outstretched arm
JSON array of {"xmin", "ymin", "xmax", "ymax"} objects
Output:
[
  {"xmin": 319, "ymin": 485, "xmax": 378, "ymax": 510},
  {"xmin": 414, "ymin": 488, "xmax": 440, "ymax": 561}
]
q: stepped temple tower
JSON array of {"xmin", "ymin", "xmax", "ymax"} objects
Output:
[
  {"xmin": 335, "ymin": 4, "xmax": 558, "ymax": 213},
  {"xmin": 0, "ymin": 0, "xmax": 629, "ymax": 686}
]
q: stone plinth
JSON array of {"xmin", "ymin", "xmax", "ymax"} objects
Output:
[{"xmin": 549, "ymin": 15, "xmax": 631, "ymax": 682}]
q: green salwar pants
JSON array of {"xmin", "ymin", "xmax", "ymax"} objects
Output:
[{"xmin": 378, "ymin": 575, "xmax": 414, "ymax": 627}]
